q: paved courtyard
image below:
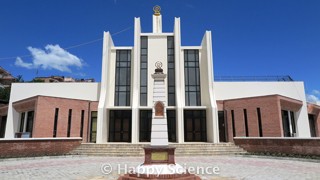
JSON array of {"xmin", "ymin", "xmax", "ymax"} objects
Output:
[{"xmin": 0, "ymin": 155, "xmax": 319, "ymax": 180}]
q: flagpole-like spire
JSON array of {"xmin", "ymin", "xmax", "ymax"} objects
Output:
[{"xmin": 152, "ymin": 5, "xmax": 162, "ymax": 33}]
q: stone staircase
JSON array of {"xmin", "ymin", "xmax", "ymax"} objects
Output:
[{"xmin": 69, "ymin": 143, "xmax": 247, "ymax": 156}]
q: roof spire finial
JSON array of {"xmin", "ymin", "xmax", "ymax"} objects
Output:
[{"xmin": 153, "ymin": 5, "xmax": 161, "ymax": 16}]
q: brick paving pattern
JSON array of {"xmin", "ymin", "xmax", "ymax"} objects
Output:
[{"xmin": 0, "ymin": 155, "xmax": 319, "ymax": 180}]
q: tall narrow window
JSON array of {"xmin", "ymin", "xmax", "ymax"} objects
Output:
[
  {"xmin": 231, "ymin": 110, "xmax": 236, "ymax": 137},
  {"xmin": 167, "ymin": 110, "xmax": 176, "ymax": 142},
  {"xmin": 53, "ymin": 108, "xmax": 59, "ymax": 137},
  {"xmin": 67, "ymin": 109, "xmax": 72, "ymax": 137},
  {"xmin": 0, "ymin": 116, "xmax": 7, "ymax": 138},
  {"xmin": 281, "ymin": 110, "xmax": 291, "ymax": 137},
  {"xmin": 26, "ymin": 111, "xmax": 34, "ymax": 137},
  {"xmin": 257, "ymin": 108, "xmax": 263, "ymax": 137},
  {"xmin": 19, "ymin": 112, "xmax": 25, "ymax": 132},
  {"xmin": 184, "ymin": 50, "xmax": 201, "ymax": 106},
  {"xmin": 139, "ymin": 110, "xmax": 152, "ymax": 142},
  {"xmin": 308, "ymin": 114, "xmax": 317, "ymax": 137},
  {"xmin": 243, "ymin": 109, "xmax": 249, "ymax": 137},
  {"xmin": 140, "ymin": 36, "xmax": 148, "ymax": 106},
  {"xmin": 218, "ymin": 111, "xmax": 227, "ymax": 142},
  {"xmin": 80, "ymin": 110, "xmax": 85, "ymax": 137},
  {"xmin": 167, "ymin": 36, "xmax": 175, "ymax": 106},
  {"xmin": 290, "ymin": 111, "xmax": 296, "ymax": 136},
  {"xmin": 90, "ymin": 111, "xmax": 97, "ymax": 143},
  {"xmin": 115, "ymin": 50, "xmax": 131, "ymax": 106}
]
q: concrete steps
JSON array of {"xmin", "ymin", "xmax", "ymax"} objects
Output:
[{"xmin": 69, "ymin": 143, "xmax": 247, "ymax": 156}]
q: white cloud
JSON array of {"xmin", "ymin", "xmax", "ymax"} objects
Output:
[
  {"xmin": 15, "ymin": 57, "xmax": 33, "ymax": 69},
  {"xmin": 312, "ymin": 90, "xmax": 320, "ymax": 95},
  {"xmin": 15, "ymin": 44, "xmax": 84, "ymax": 73},
  {"xmin": 307, "ymin": 89, "xmax": 320, "ymax": 105}
]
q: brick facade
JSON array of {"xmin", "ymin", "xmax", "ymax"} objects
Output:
[
  {"xmin": 234, "ymin": 137, "xmax": 320, "ymax": 156},
  {"xmin": 222, "ymin": 95, "xmax": 302, "ymax": 142},
  {"xmin": 307, "ymin": 103, "xmax": 320, "ymax": 137},
  {"xmin": 12, "ymin": 96, "xmax": 98, "ymax": 142},
  {"xmin": 0, "ymin": 138, "xmax": 82, "ymax": 158}
]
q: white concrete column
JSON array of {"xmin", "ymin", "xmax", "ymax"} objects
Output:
[{"xmin": 131, "ymin": 17, "xmax": 141, "ymax": 144}]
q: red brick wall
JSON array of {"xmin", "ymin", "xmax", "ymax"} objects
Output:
[
  {"xmin": 13, "ymin": 96, "xmax": 99, "ymax": 142},
  {"xmin": 307, "ymin": 103, "xmax": 320, "ymax": 137},
  {"xmin": 224, "ymin": 95, "xmax": 282, "ymax": 141},
  {"xmin": 223, "ymin": 95, "xmax": 303, "ymax": 142},
  {"xmin": 234, "ymin": 137, "xmax": 320, "ymax": 156},
  {"xmin": 0, "ymin": 138, "xmax": 82, "ymax": 158}
]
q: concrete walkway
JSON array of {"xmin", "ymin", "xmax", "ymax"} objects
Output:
[{"xmin": 0, "ymin": 155, "xmax": 319, "ymax": 180}]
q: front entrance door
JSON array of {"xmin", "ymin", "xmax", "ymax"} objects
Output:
[
  {"xmin": 109, "ymin": 110, "xmax": 132, "ymax": 142},
  {"xmin": 184, "ymin": 110, "xmax": 207, "ymax": 142}
]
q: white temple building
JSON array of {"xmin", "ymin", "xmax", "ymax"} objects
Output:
[{"xmin": 1, "ymin": 7, "xmax": 319, "ymax": 143}]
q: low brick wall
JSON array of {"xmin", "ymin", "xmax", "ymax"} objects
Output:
[
  {"xmin": 0, "ymin": 138, "xmax": 82, "ymax": 158},
  {"xmin": 234, "ymin": 137, "xmax": 320, "ymax": 156}
]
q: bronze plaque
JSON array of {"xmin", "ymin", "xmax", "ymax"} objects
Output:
[
  {"xmin": 151, "ymin": 152, "xmax": 168, "ymax": 161},
  {"xmin": 155, "ymin": 101, "xmax": 164, "ymax": 116}
]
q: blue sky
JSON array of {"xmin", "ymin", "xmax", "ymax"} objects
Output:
[{"xmin": 0, "ymin": 0, "xmax": 319, "ymax": 103}]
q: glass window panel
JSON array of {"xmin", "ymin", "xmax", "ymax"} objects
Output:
[
  {"xmin": 141, "ymin": 86, "xmax": 147, "ymax": 93},
  {"xmin": 189, "ymin": 68, "xmax": 196, "ymax": 85},
  {"xmin": 141, "ymin": 62, "xmax": 147, "ymax": 68},
  {"xmin": 189, "ymin": 92, "xmax": 197, "ymax": 106},
  {"xmin": 141, "ymin": 69, "xmax": 147, "ymax": 85},
  {"xmin": 126, "ymin": 92, "xmax": 130, "ymax": 105},
  {"xmin": 119, "ymin": 86, "xmax": 127, "ymax": 91},
  {"xmin": 119, "ymin": 68, "xmax": 127, "ymax": 85},
  {"xmin": 168, "ymin": 63, "xmax": 174, "ymax": 68},
  {"xmin": 168, "ymin": 49, "xmax": 174, "ymax": 55},
  {"xmin": 196, "ymin": 68, "xmax": 200, "ymax": 84},
  {"xmin": 189, "ymin": 86, "xmax": 196, "ymax": 91},
  {"xmin": 141, "ymin": 49, "xmax": 147, "ymax": 55},
  {"xmin": 185, "ymin": 95, "xmax": 189, "ymax": 106},
  {"xmin": 168, "ymin": 70, "xmax": 175, "ymax": 85},
  {"xmin": 167, "ymin": 37, "xmax": 174, "ymax": 48},
  {"xmin": 197, "ymin": 93, "xmax": 201, "ymax": 105},
  {"xmin": 141, "ymin": 37, "xmax": 148, "ymax": 47},
  {"xmin": 168, "ymin": 87, "xmax": 175, "ymax": 93},
  {"xmin": 168, "ymin": 56, "xmax": 174, "ymax": 63},
  {"xmin": 141, "ymin": 56, "xmax": 147, "ymax": 62},
  {"xmin": 119, "ymin": 92, "xmax": 127, "ymax": 106},
  {"xmin": 188, "ymin": 62, "xmax": 196, "ymax": 67},
  {"xmin": 120, "ymin": 62, "xmax": 127, "ymax": 67},
  {"xmin": 168, "ymin": 94, "xmax": 175, "ymax": 105},
  {"xmin": 140, "ymin": 94, "xmax": 147, "ymax": 106},
  {"xmin": 188, "ymin": 51, "xmax": 195, "ymax": 61},
  {"xmin": 127, "ymin": 52, "xmax": 131, "ymax": 62}
]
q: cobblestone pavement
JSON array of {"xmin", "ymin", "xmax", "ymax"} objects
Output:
[{"xmin": 0, "ymin": 155, "xmax": 319, "ymax": 180}]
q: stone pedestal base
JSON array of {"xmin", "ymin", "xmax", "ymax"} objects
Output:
[
  {"xmin": 118, "ymin": 173, "xmax": 201, "ymax": 180},
  {"xmin": 118, "ymin": 145, "xmax": 201, "ymax": 180},
  {"xmin": 143, "ymin": 146, "xmax": 175, "ymax": 164}
]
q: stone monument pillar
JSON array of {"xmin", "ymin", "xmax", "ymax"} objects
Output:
[{"xmin": 118, "ymin": 61, "xmax": 200, "ymax": 180}]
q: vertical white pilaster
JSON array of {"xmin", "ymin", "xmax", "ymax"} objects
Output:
[
  {"xmin": 174, "ymin": 17, "xmax": 184, "ymax": 143},
  {"xmin": 153, "ymin": 15, "xmax": 162, "ymax": 33},
  {"xmin": 131, "ymin": 17, "xmax": 141, "ymax": 143},
  {"xmin": 97, "ymin": 32, "xmax": 114, "ymax": 143}
]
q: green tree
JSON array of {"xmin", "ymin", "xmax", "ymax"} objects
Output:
[
  {"xmin": 30, "ymin": 78, "xmax": 45, "ymax": 82},
  {"xmin": 15, "ymin": 75, "xmax": 24, "ymax": 82},
  {"xmin": 0, "ymin": 87, "xmax": 11, "ymax": 102}
]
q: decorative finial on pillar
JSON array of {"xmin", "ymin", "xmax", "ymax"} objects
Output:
[
  {"xmin": 153, "ymin": 5, "xmax": 161, "ymax": 16},
  {"xmin": 155, "ymin": 61, "xmax": 163, "ymax": 73}
]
